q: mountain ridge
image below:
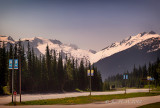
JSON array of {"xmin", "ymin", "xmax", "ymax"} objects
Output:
[
  {"xmin": 0, "ymin": 31, "xmax": 160, "ymax": 64},
  {"xmin": 90, "ymin": 31, "xmax": 160, "ymax": 64},
  {"xmin": 94, "ymin": 36, "xmax": 160, "ymax": 80}
]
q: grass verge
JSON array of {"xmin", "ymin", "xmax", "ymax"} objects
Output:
[
  {"xmin": 138, "ymin": 102, "xmax": 160, "ymax": 108},
  {"xmin": 151, "ymin": 86, "xmax": 160, "ymax": 92},
  {"xmin": 8, "ymin": 92, "xmax": 160, "ymax": 105}
]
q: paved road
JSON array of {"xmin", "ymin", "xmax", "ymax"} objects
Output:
[
  {"xmin": 0, "ymin": 89, "xmax": 148, "ymax": 105},
  {"xmin": 1, "ymin": 95, "xmax": 159, "ymax": 108}
]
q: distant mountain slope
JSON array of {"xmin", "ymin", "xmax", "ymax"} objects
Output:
[
  {"xmin": 90, "ymin": 31, "xmax": 160, "ymax": 64},
  {"xmin": 94, "ymin": 37, "xmax": 160, "ymax": 80}
]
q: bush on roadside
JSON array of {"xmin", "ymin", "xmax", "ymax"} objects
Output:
[{"xmin": 3, "ymin": 86, "xmax": 10, "ymax": 95}]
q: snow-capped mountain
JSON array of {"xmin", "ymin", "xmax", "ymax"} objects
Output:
[
  {"xmin": 22, "ymin": 37, "xmax": 93, "ymax": 61},
  {"xmin": 0, "ymin": 31, "xmax": 160, "ymax": 66},
  {"xmin": 94, "ymin": 36, "xmax": 160, "ymax": 80},
  {"xmin": 0, "ymin": 36, "xmax": 94, "ymax": 63},
  {"xmin": 1, "ymin": 31, "xmax": 160, "ymax": 80},
  {"xmin": 90, "ymin": 31, "xmax": 160, "ymax": 64}
]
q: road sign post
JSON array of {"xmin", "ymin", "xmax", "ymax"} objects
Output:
[
  {"xmin": 9, "ymin": 59, "xmax": 18, "ymax": 103},
  {"xmin": 123, "ymin": 74, "xmax": 128, "ymax": 94},
  {"xmin": 147, "ymin": 76, "xmax": 153, "ymax": 93},
  {"xmin": 12, "ymin": 58, "xmax": 14, "ymax": 103},
  {"xmin": 88, "ymin": 69, "xmax": 94, "ymax": 96},
  {"xmin": 9, "ymin": 59, "xmax": 14, "ymax": 103}
]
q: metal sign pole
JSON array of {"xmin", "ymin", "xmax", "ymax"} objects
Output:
[
  {"xmin": 88, "ymin": 69, "xmax": 94, "ymax": 96},
  {"xmin": 149, "ymin": 80, "xmax": 150, "ymax": 93},
  {"xmin": 19, "ymin": 41, "xmax": 22, "ymax": 103},
  {"xmin": 90, "ymin": 71, "xmax": 91, "ymax": 96},
  {"xmin": 12, "ymin": 55, "xmax": 14, "ymax": 103},
  {"xmin": 125, "ymin": 78, "xmax": 126, "ymax": 94},
  {"xmin": 123, "ymin": 74, "xmax": 128, "ymax": 94}
]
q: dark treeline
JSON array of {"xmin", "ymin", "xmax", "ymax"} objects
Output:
[
  {"xmin": 104, "ymin": 58, "xmax": 160, "ymax": 89},
  {"xmin": 0, "ymin": 42, "xmax": 102, "ymax": 94}
]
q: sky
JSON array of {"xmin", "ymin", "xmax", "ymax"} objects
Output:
[{"xmin": 0, "ymin": 0, "xmax": 160, "ymax": 51}]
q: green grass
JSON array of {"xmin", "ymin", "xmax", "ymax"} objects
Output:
[
  {"xmin": 152, "ymin": 86, "xmax": 160, "ymax": 91},
  {"xmin": 138, "ymin": 102, "xmax": 160, "ymax": 108},
  {"xmin": 8, "ymin": 92, "xmax": 160, "ymax": 105}
]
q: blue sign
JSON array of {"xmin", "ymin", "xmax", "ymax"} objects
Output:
[
  {"xmin": 149, "ymin": 78, "xmax": 154, "ymax": 81},
  {"xmin": 123, "ymin": 75, "xmax": 125, "ymax": 79},
  {"xmin": 126, "ymin": 75, "xmax": 128, "ymax": 79},
  {"xmin": 9, "ymin": 59, "xmax": 13, "ymax": 69},
  {"xmin": 123, "ymin": 75, "xmax": 128, "ymax": 79},
  {"xmin": 14, "ymin": 59, "xmax": 18, "ymax": 69}
]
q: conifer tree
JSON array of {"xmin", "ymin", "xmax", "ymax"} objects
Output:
[{"xmin": 57, "ymin": 52, "xmax": 64, "ymax": 91}]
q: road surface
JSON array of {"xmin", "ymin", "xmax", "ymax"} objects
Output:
[{"xmin": 0, "ymin": 89, "xmax": 148, "ymax": 105}]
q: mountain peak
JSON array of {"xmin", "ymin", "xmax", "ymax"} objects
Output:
[
  {"xmin": 148, "ymin": 31, "xmax": 156, "ymax": 34},
  {"xmin": 140, "ymin": 32, "xmax": 147, "ymax": 37},
  {"xmin": 0, "ymin": 35, "xmax": 14, "ymax": 43}
]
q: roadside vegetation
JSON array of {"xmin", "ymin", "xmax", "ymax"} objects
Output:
[{"xmin": 104, "ymin": 58, "xmax": 160, "ymax": 91}]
